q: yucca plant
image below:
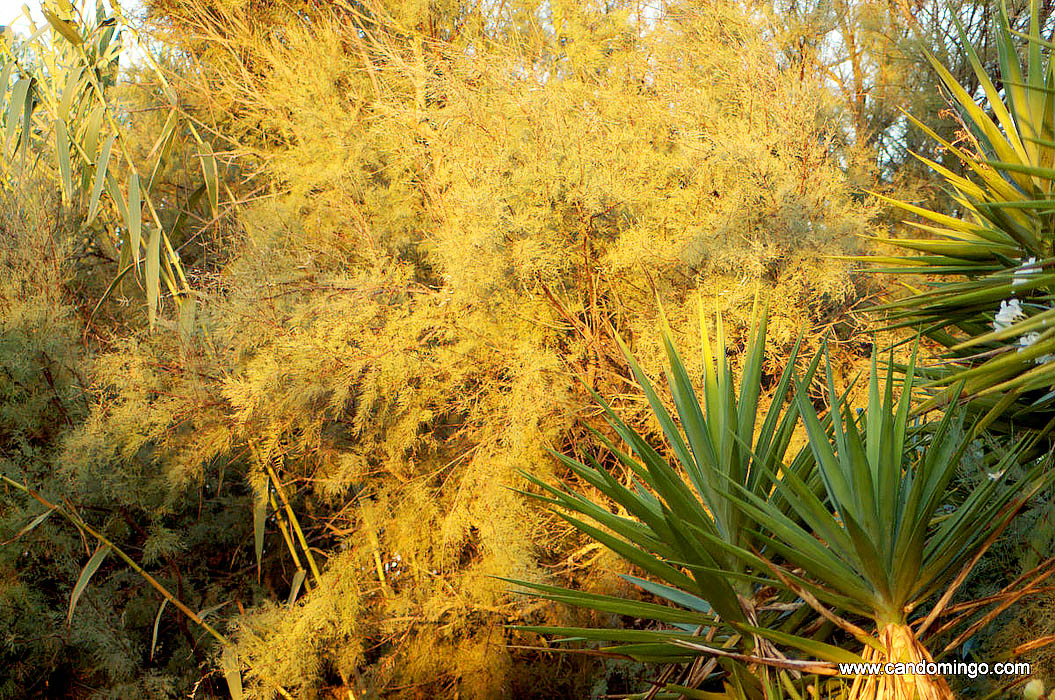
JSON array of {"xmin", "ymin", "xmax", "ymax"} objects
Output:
[
  {"xmin": 511, "ymin": 305, "xmax": 862, "ymax": 697},
  {"xmin": 864, "ymin": 0, "xmax": 1055, "ymax": 432},
  {"xmin": 516, "ymin": 307, "xmax": 1052, "ymax": 699},
  {"xmin": 719, "ymin": 347, "xmax": 1051, "ymax": 700}
]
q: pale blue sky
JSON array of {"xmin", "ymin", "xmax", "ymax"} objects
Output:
[
  {"xmin": 0, "ymin": 1, "xmax": 143, "ymax": 29},
  {"xmin": 0, "ymin": 1, "xmax": 46, "ymax": 28},
  {"xmin": 0, "ymin": 0, "xmax": 147, "ymax": 64}
]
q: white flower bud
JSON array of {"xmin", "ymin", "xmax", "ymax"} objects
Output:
[{"xmin": 995, "ymin": 298, "xmax": 1026, "ymax": 331}]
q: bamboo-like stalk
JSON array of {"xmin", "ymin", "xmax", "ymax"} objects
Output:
[
  {"xmin": 0, "ymin": 33, "xmax": 188, "ymax": 302},
  {"xmin": 264, "ymin": 460, "xmax": 323, "ymax": 585},
  {"xmin": 357, "ymin": 495, "xmax": 391, "ymax": 594},
  {"xmin": 268, "ymin": 489, "xmax": 312, "ymax": 590},
  {"xmin": 0, "ymin": 2, "xmax": 239, "ymax": 336},
  {"xmin": 1, "ymin": 474, "xmax": 228, "ymax": 644}
]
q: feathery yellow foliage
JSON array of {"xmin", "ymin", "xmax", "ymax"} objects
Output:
[{"xmin": 48, "ymin": 0, "xmax": 894, "ymax": 694}]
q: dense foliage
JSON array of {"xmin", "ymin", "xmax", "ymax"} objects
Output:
[{"xmin": 3, "ymin": 0, "xmax": 1055, "ymax": 698}]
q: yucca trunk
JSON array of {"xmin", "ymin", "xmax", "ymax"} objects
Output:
[{"xmin": 848, "ymin": 624, "xmax": 954, "ymax": 700}]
